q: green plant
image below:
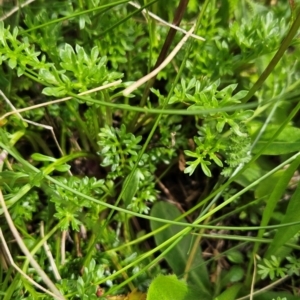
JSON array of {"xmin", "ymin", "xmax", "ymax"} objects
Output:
[
  {"xmin": 1, "ymin": 1, "xmax": 300, "ymax": 300},
  {"xmin": 258, "ymin": 256, "xmax": 287, "ymax": 280},
  {"xmin": 168, "ymin": 78, "xmax": 253, "ymax": 176},
  {"xmin": 258, "ymin": 255, "xmax": 300, "ymax": 280}
]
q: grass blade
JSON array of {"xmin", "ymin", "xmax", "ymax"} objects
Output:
[
  {"xmin": 150, "ymin": 201, "xmax": 211, "ymax": 298},
  {"xmin": 265, "ymin": 173, "xmax": 300, "ymax": 258}
]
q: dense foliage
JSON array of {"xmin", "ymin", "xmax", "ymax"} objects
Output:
[{"xmin": 1, "ymin": 0, "xmax": 300, "ymax": 299}]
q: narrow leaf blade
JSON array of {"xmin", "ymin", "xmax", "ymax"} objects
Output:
[
  {"xmin": 265, "ymin": 175, "xmax": 300, "ymax": 258},
  {"xmin": 150, "ymin": 202, "xmax": 211, "ymax": 298},
  {"xmin": 122, "ymin": 169, "xmax": 140, "ymax": 206}
]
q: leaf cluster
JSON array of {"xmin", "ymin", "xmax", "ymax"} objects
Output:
[
  {"xmin": 1, "ymin": 0, "xmax": 300, "ymax": 299},
  {"xmin": 98, "ymin": 124, "xmax": 157, "ymax": 213},
  {"xmin": 169, "ymin": 78, "xmax": 253, "ymax": 176}
]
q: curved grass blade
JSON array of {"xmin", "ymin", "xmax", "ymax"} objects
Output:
[
  {"xmin": 150, "ymin": 201, "xmax": 211, "ymax": 298},
  {"xmin": 265, "ymin": 169, "xmax": 300, "ymax": 258}
]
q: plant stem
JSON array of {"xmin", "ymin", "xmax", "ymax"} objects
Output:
[
  {"xmin": 242, "ymin": 8, "xmax": 300, "ymax": 103},
  {"xmin": 128, "ymin": 0, "xmax": 190, "ymax": 131}
]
